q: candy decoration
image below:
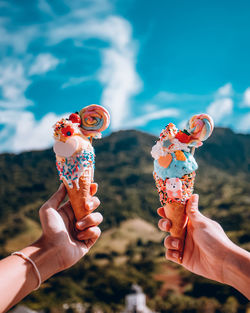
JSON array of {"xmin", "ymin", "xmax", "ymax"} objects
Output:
[
  {"xmin": 61, "ymin": 126, "xmax": 74, "ymax": 137},
  {"xmin": 175, "ymin": 130, "xmax": 191, "ymax": 143},
  {"xmin": 80, "ymin": 104, "xmax": 110, "ymax": 138},
  {"xmin": 160, "ymin": 123, "xmax": 178, "ymax": 141},
  {"xmin": 165, "ymin": 178, "xmax": 183, "ymax": 199},
  {"xmin": 175, "ymin": 150, "xmax": 186, "ymax": 161},
  {"xmin": 187, "ymin": 114, "xmax": 214, "ymax": 142},
  {"xmin": 158, "ymin": 154, "xmax": 173, "ymax": 168},
  {"xmin": 69, "ymin": 113, "xmax": 81, "ymax": 125}
]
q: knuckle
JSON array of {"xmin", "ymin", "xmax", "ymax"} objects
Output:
[
  {"xmin": 165, "ymin": 249, "xmax": 171, "ymax": 260},
  {"xmin": 212, "ymin": 220, "xmax": 222, "ymax": 230},
  {"xmin": 39, "ymin": 203, "xmax": 48, "ymax": 216}
]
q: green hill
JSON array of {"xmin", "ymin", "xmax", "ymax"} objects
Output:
[{"xmin": 1, "ymin": 128, "xmax": 250, "ymax": 312}]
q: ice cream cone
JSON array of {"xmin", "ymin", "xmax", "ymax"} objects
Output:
[
  {"xmin": 53, "ymin": 105, "xmax": 110, "ymax": 221},
  {"xmin": 163, "ymin": 201, "xmax": 188, "ymax": 262},
  {"xmin": 63, "ymin": 170, "xmax": 92, "ymax": 220},
  {"xmin": 154, "ymin": 171, "xmax": 195, "ymax": 262},
  {"xmin": 152, "ymin": 115, "xmax": 214, "ymax": 263}
]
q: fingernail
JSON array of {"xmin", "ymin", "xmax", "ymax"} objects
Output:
[
  {"xmin": 172, "ymin": 251, "xmax": 179, "ymax": 259},
  {"xmin": 162, "ymin": 220, "xmax": 169, "ymax": 230},
  {"xmin": 77, "ymin": 220, "xmax": 86, "ymax": 228},
  {"xmin": 171, "ymin": 239, "xmax": 180, "ymax": 249}
]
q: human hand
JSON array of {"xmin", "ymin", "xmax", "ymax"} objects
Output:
[
  {"xmin": 158, "ymin": 194, "xmax": 236, "ymax": 284},
  {"xmin": 37, "ymin": 183, "xmax": 102, "ymax": 274}
]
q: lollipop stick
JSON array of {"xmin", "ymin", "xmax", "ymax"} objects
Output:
[{"xmin": 191, "ymin": 147, "xmax": 196, "ymax": 156}]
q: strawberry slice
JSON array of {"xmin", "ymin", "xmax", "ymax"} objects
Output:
[
  {"xmin": 175, "ymin": 130, "xmax": 191, "ymax": 143},
  {"xmin": 69, "ymin": 113, "xmax": 81, "ymax": 125}
]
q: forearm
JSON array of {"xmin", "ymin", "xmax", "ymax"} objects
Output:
[
  {"xmin": 0, "ymin": 238, "xmax": 60, "ymax": 313},
  {"xmin": 223, "ymin": 244, "xmax": 250, "ymax": 299}
]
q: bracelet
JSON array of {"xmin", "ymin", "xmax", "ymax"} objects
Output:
[{"xmin": 11, "ymin": 251, "xmax": 42, "ymax": 290}]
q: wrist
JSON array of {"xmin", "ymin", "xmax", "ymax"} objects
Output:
[
  {"xmin": 20, "ymin": 237, "xmax": 61, "ymax": 283},
  {"xmin": 223, "ymin": 243, "xmax": 250, "ymax": 299}
]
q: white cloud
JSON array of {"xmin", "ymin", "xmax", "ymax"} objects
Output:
[
  {"xmin": 0, "ymin": 0, "xmax": 143, "ymax": 152},
  {"xmin": 0, "ymin": 110, "xmax": 68, "ymax": 153},
  {"xmin": 154, "ymin": 91, "xmax": 212, "ymax": 103},
  {"xmin": 237, "ymin": 113, "xmax": 250, "ymax": 133},
  {"xmin": 242, "ymin": 87, "xmax": 250, "ymax": 107},
  {"xmin": 125, "ymin": 108, "xmax": 180, "ymax": 128},
  {"xmin": 61, "ymin": 76, "xmax": 92, "ymax": 89},
  {"xmin": 99, "ymin": 44, "xmax": 142, "ymax": 129},
  {"xmin": 216, "ymin": 83, "xmax": 233, "ymax": 97},
  {"xmin": 48, "ymin": 15, "xmax": 142, "ymax": 130},
  {"xmin": 207, "ymin": 98, "xmax": 233, "ymax": 123},
  {"xmin": 143, "ymin": 103, "xmax": 158, "ymax": 113},
  {"xmin": 206, "ymin": 83, "xmax": 234, "ymax": 124},
  {"xmin": 155, "ymin": 91, "xmax": 179, "ymax": 102},
  {"xmin": 0, "ymin": 61, "xmax": 32, "ymax": 109},
  {"xmin": 29, "ymin": 53, "xmax": 60, "ymax": 76},
  {"xmin": 0, "ymin": 23, "xmax": 38, "ymax": 53},
  {"xmin": 38, "ymin": 0, "xmax": 54, "ymax": 16}
]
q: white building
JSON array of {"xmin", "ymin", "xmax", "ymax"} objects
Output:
[{"xmin": 122, "ymin": 285, "xmax": 154, "ymax": 313}]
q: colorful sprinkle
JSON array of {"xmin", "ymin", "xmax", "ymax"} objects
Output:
[{"xmin": 56, "ymin": 150, "xmax": 95, "ymax": 189}]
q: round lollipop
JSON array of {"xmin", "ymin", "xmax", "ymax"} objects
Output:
[
  {"xmin": 188, "ymin": 113, "xmax": 214, "ymax": 141},
  {"xmin": 80, "ymin": 104, "xmax": 110, "ymax": 138}
]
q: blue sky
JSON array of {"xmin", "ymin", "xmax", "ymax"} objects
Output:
[{"xmin": 1, "ymin": 0, "xmax": 250, "ymax": 153}]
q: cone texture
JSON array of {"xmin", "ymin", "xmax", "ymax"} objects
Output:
[
  {"xmin": 154, "ymin": 171, "xmax": 196, "ymax": 263},
  {"xmin": 163, "ymin": 202, "xmax": 188, "ymax": 262},
  {"xmin": 64, "ymin": 174, "xmax": 92, "ymax": 221}
]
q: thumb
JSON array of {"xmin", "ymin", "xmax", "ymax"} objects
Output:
[
  {"xmin": 41, "ymin": 184, "xmax": 67, "ymax": 213},
  {"xmin": 186, "ymin": 194, "xmax": 205, "ymax": 225}
]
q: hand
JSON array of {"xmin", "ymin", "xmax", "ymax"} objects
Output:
[
  {"xmin": 38, "ymin": 183, "xmax": 102, "ymax": 272},
  {"xmin": 158, "ymin": 194, "xmax": 236, "ymax": 284},
  {"xmin": 0, "ymin": 183, "xmax": 103, "ymax": 312}
]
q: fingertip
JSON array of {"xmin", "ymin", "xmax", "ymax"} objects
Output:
[
  {"xmin": 164, "ymin": 235, "xmax": 182, "ymax": 250},
  {"xmin": 90, "ymin": 183, "xmax": 98, "ymax": 196},
  {"xmin": 86, "ymin": 196, "xmax": 100, "ymax": 213},
  {"xmin": 158, "ymin": 218, "xmax": 171, "ymax": 232},
  {"xmin": 76, "ymin": 212, "xmax": 103, "ymax": 230},
  {"xmin": 165, "ymin": 249, "xmax": 180, "ymax": 263},
  {"xmin": 157, "ymin": 207, "xmax": 166, "ymax": 218},
  {"xmin": 186, "ymin": 194, "xmax": 199, "ymax": 214},
  {"xmin": 77, "ymin": 226, "xmax": 101, "ymax": 241}
]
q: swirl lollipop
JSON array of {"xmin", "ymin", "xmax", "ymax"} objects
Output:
[
  {"xmin": 53, "ymin": 105, "xmax": 110, "ymax": 220},
  {"xmin": 151, "ymin": 113, "xmax": 214, "ymax": 262},
  {"xmin": 80, "ymin": 104, "xmax": 110, "ymax": 139},
  {"xmin": 188, "ymin": 114, "xmax": 214, "ymax": 142}
]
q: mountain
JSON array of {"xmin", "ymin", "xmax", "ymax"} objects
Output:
[
  {"xmin": 1, "ymin": 128, "xmax": 250, "ymax": 239},
  {"xmin": 0, "ymin": 128, "xmax": 250, "ymax": 312}
]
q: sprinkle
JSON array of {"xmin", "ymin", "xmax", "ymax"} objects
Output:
[{"xmin": 56, "ymin": 150, "xmax": 95, "ymax": 190}]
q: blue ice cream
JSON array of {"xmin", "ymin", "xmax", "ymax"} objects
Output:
[{"xmin": 154, "ymin": 151, "xmax": 198, "ymax": 180}]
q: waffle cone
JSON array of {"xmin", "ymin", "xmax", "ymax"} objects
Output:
[
  {"xmin": 163, "ymin": 201, "xmax": 188, "ymax": 263},
  {"xmin": 64, "ymin": 174, "xmax": 92, "ymax": 221}
]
